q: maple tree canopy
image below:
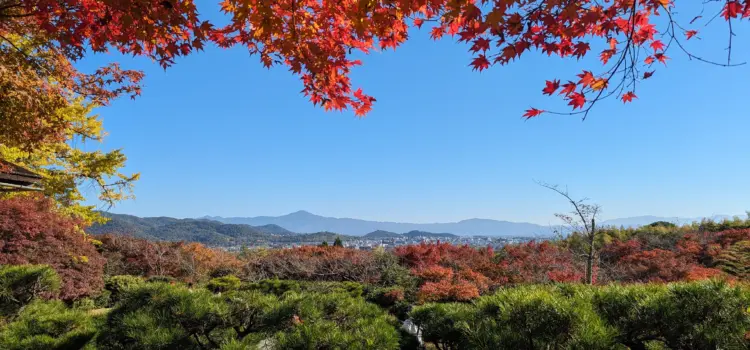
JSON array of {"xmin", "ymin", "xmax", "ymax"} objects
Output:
[{"xmin": 1, "ymin": 0, "xmax": 749, "ymax": 119}]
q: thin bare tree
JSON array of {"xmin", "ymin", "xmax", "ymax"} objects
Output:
[{"xmin": 537, "ymin": 181, "xmax": 601, "ymax": 284}]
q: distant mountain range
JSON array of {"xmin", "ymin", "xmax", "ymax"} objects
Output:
[
  {"xmin": 86, "ymin": 213, "xmax": 458, "ymax": 246},
  {"xmin": 202, "ymin": 211, "xmax": 552, "ymax": 237},
  {"xmin": 86, "ymin": 213, "xmax": 296, "ymax": 246},
  {"xmin": 203, "ymin": 211, "xmax": 744, "ymax": 237},
  {"xmin": 89, "ymin": 211, "xmax": 744, "ymax": 245}
]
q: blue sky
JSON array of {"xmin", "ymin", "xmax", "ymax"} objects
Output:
[{"xmin": 81, "ymin": 2, "xmax": 749, "ymax": 225}]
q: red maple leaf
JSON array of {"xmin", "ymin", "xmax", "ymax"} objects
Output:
[
  {"xmin": 600, "ymin": 49, "xmax": 615, "ymax": 65},
  {"xmin": 542, "ymin": 80, "xmax": 560, "ymax": 95},
  {"xmin": 643, "ymin": 71, "xmax": 655, "ymax": 79},
  {"xmin": 644, "ymin": 56, "xmax": 655, "ymax": 65},
  {"xmin": 470, "ymin": 38, "xmax": 491, "ymax": 53},
  {"xmin": 523, "ymin": 108, "xmax": 545, "ymax": 119},
  {"xmin": 723, "ymin": 1, "xmax": 742, "ymax": 19},
  {"xmin": 470, "ymin": 55, "xmax": 490, "ymax": 71},
  {"xmin": 654, "ymin": 53, "xmax": 669, "ymax": 65},
  {"xmin": 650, "ymin": 40, "xmax": 665, "ymax": 52},
  {"xmin": 560, "ymin": 81, "xmax": 577, "ymax": 96},
  {"xmin": 414, "ymin": 18, "xmax": 424, "ymax": 28},
  {"xmin": 577, "ymin": 71, "xmax": 595, "ymax": 87},
  {"xmin": 621, "ymin": 91, "xmax": 637, "ymax": 103},
  {"xmin": 568, "ymin": 92, "xmax": 586, "ymax": 110},
  {"xmin": 685, "ymin": 30, "xmax": 698, "ymax": 40}
]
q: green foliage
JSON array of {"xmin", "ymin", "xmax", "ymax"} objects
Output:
[
  {"xmin": 0, "ymin": 300, "xmax": 97, "ymax": 350},
  {"xmin": 653, "ymin": 281, "xmax": 750, "ymax": 349},
  {"xmin": 594, "ymin": 281, "xmax": 750, "ymax": 349},
  {"xmin": 207, "ymin": 275, "xmax": 242, "ymax": 293},
  {"xmin": 302, "ymin": 281, "xmax": 364, "ymax": 298},
  {"xmin": 146, "ymin": 275, "xmax": 177, "ymax": 284},
  {"xmin": 271, "ymin": 291, "xmax": 400, "ymax": 349},
  {"xmin": 104, "ymin": 275, "xmax": 144, "ymax": 304},
  {"xmin": 0, "ymin": 265, "xmax": 60, "ymax": 316},
  {"xmin": 714, "ymin": 240, "xmax": 750, "ymax": 278},
  {"xmin": 97, "ymin": 281, "xmax": 401, "ymax": 349},
  {"xmin": 97, "ymin": 283, "xmax": 229, "ymax": 350},
  {"xmin": 412, "ymin": 282, "xmax": 750, "ymax": 350},
  {"xmin": 373, "ymin": 248, "xmax": 419, "ymax": 291},
  {"xmin": 243, "ymin": 279, "xmax": 365, "ymax": 298},
  {"xmin": 243, "ymin": 279, "xmax": 302, "ymax": 296},
  {"xmin": 333, "ymin": 237, "xmax": 344, "ymax": 247},
  {"xmin": 470, "ymin": 285, "xmax": 613, "ymax": 349},
  {"xmin": 411, "ymin": 302, "xmax": 474, "ymax": 349},
  {"xmin": 591, "ymin": 284, "xmax": 667, "ymax": 349}
]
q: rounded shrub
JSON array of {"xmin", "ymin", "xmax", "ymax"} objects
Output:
[
  {"xmin": 104, "ymin": 275, "xmax": 144, "ymax": 304},
  {"xmin": 207, "ymin": 275, "xmax": 241, "ymax": 293},
  {"xmin": 0, "ymin": 300, "xmax": 97, "ymax": 350}
]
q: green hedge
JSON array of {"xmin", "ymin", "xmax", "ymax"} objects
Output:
[{"xmin": 411, "ymin": 280, "xmax": 750, "ymax": 350}]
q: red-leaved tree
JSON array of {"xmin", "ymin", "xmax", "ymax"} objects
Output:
[
  {"xmin": 0, "ymin": 195, "xmax": 105, "ymax": 300},
  {"xmin": 3, "ymin": 0, "xmax": 748, "ymax": 117}
]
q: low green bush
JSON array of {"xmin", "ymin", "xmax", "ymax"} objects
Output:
[
  {"xmin": 145, "ymin": 275, "xmax": 176, "ymax": 284},
  {"xmin": 410, "ymin": 281, "xmax": 750, "ymax": 350},
  {"xmin": 242, "ymin": 279, "xmax": 301, "ymax": 296},
  {"xmin": 0, "ymin": 300, "xmax": 97, "ymax": 350},
  {"xmin": 97, "ymin": 281, "xmax": 401, "ymax": 349},
  {"xmin": 104, "ymin": 275, "xmax": 144, "ymax": 305},
  {"xmin": 0, "ymin": 265, "xmax": 60, "ymax": 317},
  {"xmin": 206, "ymin": 275, "xmax": 241, "ymax": 293},
  {"xmin": 411, "ymin": 302, "xmax": 474, "ymax": 349}
]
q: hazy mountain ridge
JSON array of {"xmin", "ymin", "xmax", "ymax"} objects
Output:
[
  {"xmin": 89, "ymin": 212, "xmax": 743, "ymax": 245},
  {"xmin": 204, "ymin": 211, "xmax": 742, "ymax": 237},
  {"xmin": 86, "ymin": 212, "xmax": 296, "ymax": 246},
  {"xmin": 204, "ymin": 210, "xmax": 554, "ymax": 237}
]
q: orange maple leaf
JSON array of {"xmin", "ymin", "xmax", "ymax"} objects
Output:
[{"xmin": 591, "ymin": 78, "xmax": 608, "ymax": 91}]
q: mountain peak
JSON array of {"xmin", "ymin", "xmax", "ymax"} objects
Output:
[{"xmin": 285, "ymin": 210, "xmax": 317, "ymax": 217}]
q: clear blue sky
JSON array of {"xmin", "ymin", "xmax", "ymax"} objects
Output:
[{"xmin": 80, "ymin": 1, "xmax": 749, "ymax": 225}]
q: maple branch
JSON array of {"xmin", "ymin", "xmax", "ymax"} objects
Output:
[
  {"xmin": 664, "ymin": 10, "xmax": 745, "ymax": 67},
  {"xmin": 727, "ymin": 5, "xmax": 733, "ymax": 66}
]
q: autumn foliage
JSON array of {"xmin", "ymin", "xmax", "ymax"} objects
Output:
[
  {"xmin": 243, "ymin": 245, "xmax": 385, "ymax": 283},
  {"xmin": 0, "ymin": 195, "xmax": 104, "ymax": 300},
  {"xmin": 96, "ymin": 234, "xmax": 242, "ymax": 283},
  {"xmin": 2, "ymin": 0, "xmax": 748, "ymax": 121}
]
